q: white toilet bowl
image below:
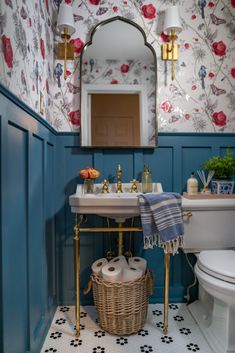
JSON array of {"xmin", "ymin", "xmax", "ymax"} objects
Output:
[
  {"xmin": 182, "ymin": 197, "xmax": 235, "ymax": 353},
  {"xmin": 188, "ymin": 250, "xmax": 235, "ymax": 353}
]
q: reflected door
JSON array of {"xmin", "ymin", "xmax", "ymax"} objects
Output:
[{"xmin": 90, "ymin": 93, "xmax": 140, "ymax": 147}]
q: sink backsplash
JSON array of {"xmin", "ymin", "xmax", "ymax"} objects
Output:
[{"xmin": 76, "ymin": 182, "xmax": 163, "ymax": 194}]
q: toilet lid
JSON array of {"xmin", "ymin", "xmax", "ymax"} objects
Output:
[{"xmin": 197, "ymin": 250, "xmax": 235, "ymax": 284}]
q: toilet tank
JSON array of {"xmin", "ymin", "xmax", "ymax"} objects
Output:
[{"xmin": 182, "ymin": 197, "xmax": 235, "ymax": 253}]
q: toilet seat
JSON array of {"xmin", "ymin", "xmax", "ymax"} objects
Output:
[{"xmin": 197, "ymin": 250, "xmax": 235, "ymax": 284}]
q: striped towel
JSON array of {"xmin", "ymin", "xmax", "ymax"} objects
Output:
[{"xmin": 138, "ymin": 192, "xmax": 184, "ymax": 254}]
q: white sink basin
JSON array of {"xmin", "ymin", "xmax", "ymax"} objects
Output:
[{"xmin": 69, "ymin": 182, "xmax": 163, "ymax": 222}]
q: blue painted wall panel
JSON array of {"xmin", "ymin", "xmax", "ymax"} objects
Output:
[
  {"xmin": 2, "ymin": 122, "xmax": 29, "ymax": 353},
  {"xmin": 0, "ymin": 86, "xmax": 57, "ymax": 353},
  {"xmin": 28, "ymin": 134, "xmax": 45, "ymax": 346},
  {"xmin": 45, "ymin": 142, "xmax": 56, "ymax": 311}
]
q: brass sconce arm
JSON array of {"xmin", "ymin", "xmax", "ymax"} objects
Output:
[{"xmin": 161, "ymin": 29, "xmax": 179, "ymax": 81}]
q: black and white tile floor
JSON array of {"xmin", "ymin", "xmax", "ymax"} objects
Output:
[{"xmin": 41, "ymin": 304, "xmax": 213, "ymax": 353}]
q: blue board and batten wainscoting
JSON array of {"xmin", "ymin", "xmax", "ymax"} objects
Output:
[
  {"xmin": 1, "ymin": 84, "xmax": 235, "ymax": 353},
  {"xmin": 0, "ymin": 86, "xmax": 57, "ymax": 353}
]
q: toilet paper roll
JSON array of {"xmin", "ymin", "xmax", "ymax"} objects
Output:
[
  {"xmin": 122, "ymin": 267, "xmax": 143, "ymax": 282},
  {"xmin": 101, "ymin": 263, "xmax": 122, "ymax": 282},
  {"xmin": 128, "ymin": 257, "xmax": 147, "ymax": 273},
  {"xmin": 109, "ymin": 255, "xmax": 129, "ymax": 270},
  {"xmin": 91, "ymin": 258, "xmax": 108, "ymax": 275}
]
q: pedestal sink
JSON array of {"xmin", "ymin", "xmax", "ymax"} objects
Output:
[
  {"xmin": 69, "ymin": 182, "xmax": 163, "ymax": 222},
  {"xmin": 68, "ymin": 181, "xmax": 176, "ymax": 338}
]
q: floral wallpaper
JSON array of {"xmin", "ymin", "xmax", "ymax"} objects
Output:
[
  {"xmin": 0, "ymin": 0, "xmax": 235, "ymax": 133},
  {"xmin": 0, "ymin": 0, "xmax": 56, "ymax": 124}
]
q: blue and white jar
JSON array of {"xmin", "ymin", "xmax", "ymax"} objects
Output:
[{"xmin": 211, "ymin": 180, "xmax": 234, "ymax": 194}]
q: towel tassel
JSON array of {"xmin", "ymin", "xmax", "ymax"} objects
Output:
[{"xmin": 144, "ymin": 234, "xmax": 184, "ymax": 255}]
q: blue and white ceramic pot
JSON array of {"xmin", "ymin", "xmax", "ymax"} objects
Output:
[{"xmin": 211, "ymin": 180, "xmax": 234, "ymax": 194}]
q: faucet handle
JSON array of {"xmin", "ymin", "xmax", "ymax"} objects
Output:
[
  {"xmin": 102, "ymin": 179, "xmax": 109, "ymax": 193},
  {"xmin": 130, "ymin": 179, "xmax": 139, "ymax": 193}
]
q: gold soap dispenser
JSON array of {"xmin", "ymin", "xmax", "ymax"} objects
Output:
[{"xmin": 142, "ymin": 165, "xmax": 153, "ymax": 193}]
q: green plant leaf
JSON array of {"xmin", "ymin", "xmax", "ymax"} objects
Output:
[{"xmin": 202, "ymin": 148, "xmax": 235, "ymax": 180}]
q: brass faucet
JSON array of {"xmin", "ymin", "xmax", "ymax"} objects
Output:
[
  {"xmin": 101, "ymin": 179, "xmax": 109, "ymax": 193},
  {"xmin": 116, "ymin": 164, "xmax": 123, "ymax": 193}
]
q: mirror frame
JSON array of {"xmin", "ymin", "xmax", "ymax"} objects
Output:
[{"xmin": 80, "ymin": 16, "xmax": 158, "ymax": 148}]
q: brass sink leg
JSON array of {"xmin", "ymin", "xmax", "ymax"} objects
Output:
[
  {"xmin": 163, "ymin": 253, "xmax": 170, "ymax": 335},
  {"xmin": 74, "ymin": 214, "xmax": 80, "ymax": 336},
  {"xmin": 118, "ymin": 222, "xmax": 123, "ymax": 255}
]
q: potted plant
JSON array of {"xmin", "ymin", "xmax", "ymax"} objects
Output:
[{"xmin": 202, "ymin": 148, "xmax": 235, "ymax": 194}]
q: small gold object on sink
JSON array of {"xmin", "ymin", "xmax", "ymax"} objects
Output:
[
  {"xmin": 102, "ymin": 179, "xmax": 109, "ymax": 193},
  {"xmin": 116, "ymin": 164, "xmax": 123, "ymax": 193},
  {"xmin": 130, "ymin": 179, "xmax": 139, "ymax": 193}
]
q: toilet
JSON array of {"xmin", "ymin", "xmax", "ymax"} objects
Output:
[{"xmin": 182, "ymin": 197, "xmax": 235, "ymax": 353}]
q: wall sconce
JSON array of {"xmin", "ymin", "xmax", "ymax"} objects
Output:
[
  {"xmin": 161, "ymin": 6, "xmax": 182, "ymax": 81},
  {"xmin": 57, "ymin": 3, "xmax": 75, "ymax": 80}
]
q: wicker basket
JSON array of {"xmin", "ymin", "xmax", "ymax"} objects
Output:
[{"xmin": 91, "ymin": 270, "xmax": 153, "ymax": 335}]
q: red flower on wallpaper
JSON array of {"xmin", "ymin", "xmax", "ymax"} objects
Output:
[
  {"xmin": 208, "ymin": 2, "xmax": 215, "ymax": 7},
  {"xmin": 113, "ymin": 6, "xmax": 118, "ymax": 12},
  {"xmin": 184, "ymin": 43, "xmax": 190, "ymax": 49},
  {"xmin": 231, "ymin": 68, "xmax": 235, "ymax": 78},
  {"xmin": 231, "ymin": 0, "xmax": 235, "ymax": 8},
  {"xmin": 141, "ymin": 4, "xmax": 156, "ymax": 19},
  {"xmin": 211, "ymin": 111, "xmax": 227, "ymax": 126},
  {"xmin": 120, "ymin": 64, "xmax": 129, "ymax": 73},
  {"xmin": 65, "ymin": 0, "xmax": 72, "ymax": 3},
  {"xmin": 160, "ymin": 32, "xmax": 170, "ymax": 42},
  {"xmin": 68, "ymin": 110, "xmax": 80, "ymax": 126},
  {"xmin": 212, "ymin": 41, "xmax": 227, "ymax": 56},
  {"xmin": 1, "ymin": 35, "xmax": 13, "ymax": 68},
  {"xmin": 40, "ymin": 38, "xmax": 45, "ymax": 60},
  {"xmin": 111, "ymin": 79, "xmax": 119, "ymax": 84},
  {"xmin": 208, "ymin": 72, "xmax": 215, "ymax": 78},
  {"xmin": 70, "ymin": 37, "xmax": 84, "ymax": 54},
  {"xmin": 184, "ymin": 114, "xmax": 190, "ymax": 120},
  {"xmin": 89, "ymin": 0, "xmax": 101, "ymax": 5},
  {"xmin": 161, "ymin": 101, "xmax": 173, "ymax": 113}
]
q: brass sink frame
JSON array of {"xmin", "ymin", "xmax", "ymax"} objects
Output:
[{"xmin": 73, "ymin": 214, "xmax": 170, "ymax": 337}]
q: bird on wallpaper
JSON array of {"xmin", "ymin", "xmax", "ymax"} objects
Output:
[
  {"xmin": 89, "ymin": 58, "xmax": 95, "ymax": 72},
  {"xmin": 53, "ymin": 0, "xmax": 62, "ymax": 10},
  {"xmin": 198, "ymin": 0, "xmax": 206, "ymax": 19},
  {"xmin": 198, "ymin": 65, "xmax": 207, "ymax": 89},
  {"xmin": 54, "ymin": 63, "xmax": 63, "ymax": 88}
]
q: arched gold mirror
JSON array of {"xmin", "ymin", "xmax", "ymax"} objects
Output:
[{"xmin": 80, "ymin": 16, "xmax": 157, "ymax": 148}]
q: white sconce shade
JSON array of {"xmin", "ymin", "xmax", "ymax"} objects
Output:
[
  {"xmin": 164, "ymin": 6, "xmax": 182, "ymax": 34},
  {"xmin": 57, "ymin": 3, "xmax": 75, "ymax": 35}
]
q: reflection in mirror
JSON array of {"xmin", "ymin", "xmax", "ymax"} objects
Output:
[{"xmin": 80, "ymin": 16, "xmax": 157, "ymax": 148}]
